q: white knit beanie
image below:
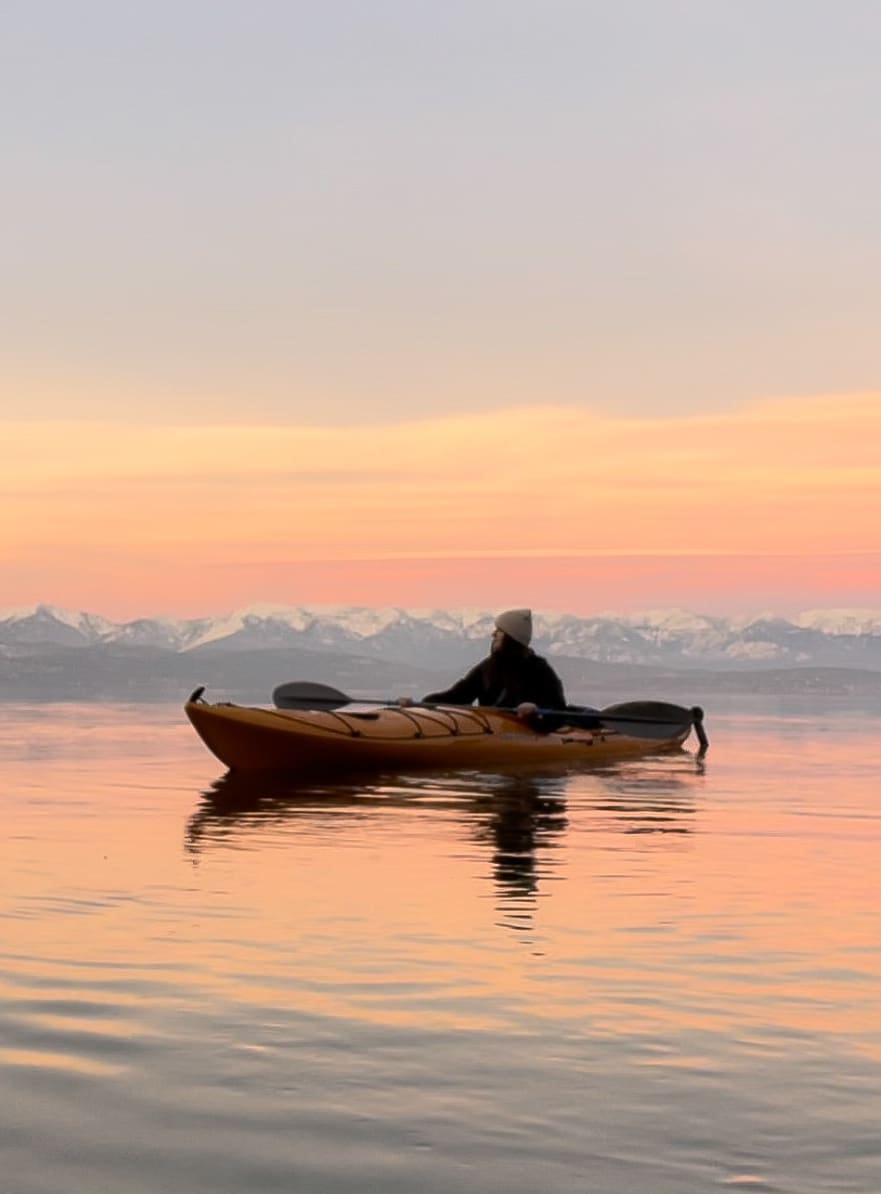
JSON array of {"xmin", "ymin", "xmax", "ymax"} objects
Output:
[{"xmin": 494, "ymin": 608, "xmax": 533, "ymax": 647}]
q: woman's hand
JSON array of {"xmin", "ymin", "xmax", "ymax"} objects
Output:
[
  {"xmin": 515, "ymin": 702, "xmax": 537, "ymax": 718},
  {"xmin": 396, "ymin": 696, "xmax": 416, "ymax": 707}
]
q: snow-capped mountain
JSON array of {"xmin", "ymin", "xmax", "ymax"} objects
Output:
[
  {"xmin": 0, "ymin": 604, "xmax": 116, "ymax": 646},
  {"xmin": 795, "ymin": 609, "xmax": 881, "ymax": 637},
  {"xmin": 2, "ymin": 603, "xmax": 881, "ymax": 671}
]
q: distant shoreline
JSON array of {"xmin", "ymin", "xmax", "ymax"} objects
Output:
[{"xmin": 2, "ymin": 644, "xmax": 879, "ymax": 705}]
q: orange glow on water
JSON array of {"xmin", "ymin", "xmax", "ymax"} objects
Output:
[{"xmin": 2, "ymin": 708, "xmax": 879, "ymax": 1047}]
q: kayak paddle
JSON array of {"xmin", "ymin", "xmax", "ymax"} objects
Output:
[{"xmin": 271, "ymin": 681, "xmax": 708, "ymax": 748}]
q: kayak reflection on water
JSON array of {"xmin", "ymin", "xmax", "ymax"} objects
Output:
[
  {"xmin": 184, "ymin": 768, "xmax": 566, "ymax": 855},
  {"xmin": 184, "ymin": 763, "xmax": 699, "ymax": 940},
  {"xmin": 184, "ymin": 769, "xmax": 571, "ymax": 937}
]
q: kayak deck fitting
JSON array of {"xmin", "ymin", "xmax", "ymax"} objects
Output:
[{"xmin": 185, "ymin": 688, "xmax": 707, "ymax": 775}]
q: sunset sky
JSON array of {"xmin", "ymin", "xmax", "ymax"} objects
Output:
[{"xmin": 3, "ymin": 2, "xmax": 879, "ymax": 619}]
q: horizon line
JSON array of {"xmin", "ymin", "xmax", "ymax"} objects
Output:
[{"xmin": 4, "ymin": 601, "xmax": 881, "ymax": 625}]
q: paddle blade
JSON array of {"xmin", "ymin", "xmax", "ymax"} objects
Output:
[
  {"xmin": 601, "ymin": 700, "xmax": 693, "ymax": 722},
  {"xmin": 273, "ymin": 681, "xmax": 352, "ymax": 709},
  {"xmin": 598, "ymin": 700, "xmax": 695, "ymax": 740}
]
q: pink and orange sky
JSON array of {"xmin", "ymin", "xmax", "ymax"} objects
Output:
[
  {"xmin": 4, "ymin": 394, "xmax": 879, "ymax": 619},
  {"xmin": 3, "ymin": 5, "xmax": 880, "ymax": 620}
]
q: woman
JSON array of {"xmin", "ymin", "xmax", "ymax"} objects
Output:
[{"xmin": 403, "ymin": 609, "xmax": 567, "ymax": 719}]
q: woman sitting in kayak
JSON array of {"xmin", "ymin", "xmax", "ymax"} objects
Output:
[{"xmin": 400, "ymin": 608, "xmax": 567, "ymax": 723}]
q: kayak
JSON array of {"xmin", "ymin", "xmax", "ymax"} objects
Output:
[{"xmin": 185, "ymin": 687, "xmax": 707, "ymax": 775}]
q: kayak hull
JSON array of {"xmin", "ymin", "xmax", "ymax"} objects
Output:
[{"xmin": 185, "ymin": 699, "xmax": 693, "ymax": 775}]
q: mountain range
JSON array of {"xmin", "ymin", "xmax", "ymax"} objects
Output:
[
  {"xmin": 1, "ymin": 602, "xmax": 881, "ymax": 705},
  {"xmin": 3, "ymin": 602, "xmax": 881, "ymax": 670}
]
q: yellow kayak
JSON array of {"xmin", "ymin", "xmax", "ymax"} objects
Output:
[{"xmin": 185, "ymin": 685, "xmax": 707, "ymax": 775}]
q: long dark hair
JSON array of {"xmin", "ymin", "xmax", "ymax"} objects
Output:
[{"xmin": 483, "ymin": 633, "xmax": 531, "ymax": 699}]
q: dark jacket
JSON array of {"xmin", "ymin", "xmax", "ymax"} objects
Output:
[{"xmin": 424, "ymin": 648, "xmax": 566, "ymax": 710}]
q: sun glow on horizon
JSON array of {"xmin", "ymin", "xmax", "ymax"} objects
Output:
[{"xmin": 2, "ymin": 393, "xmax": 879, "ymax": 619}]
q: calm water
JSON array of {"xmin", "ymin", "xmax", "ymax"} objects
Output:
[{"xmin": 1, "ymin": 701, "xmax": 879, "ymax": 1194}]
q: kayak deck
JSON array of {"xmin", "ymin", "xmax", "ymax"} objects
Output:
[{"xmin": 185, "ymin": 696, "xmax": 695, "ymax": 774}]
